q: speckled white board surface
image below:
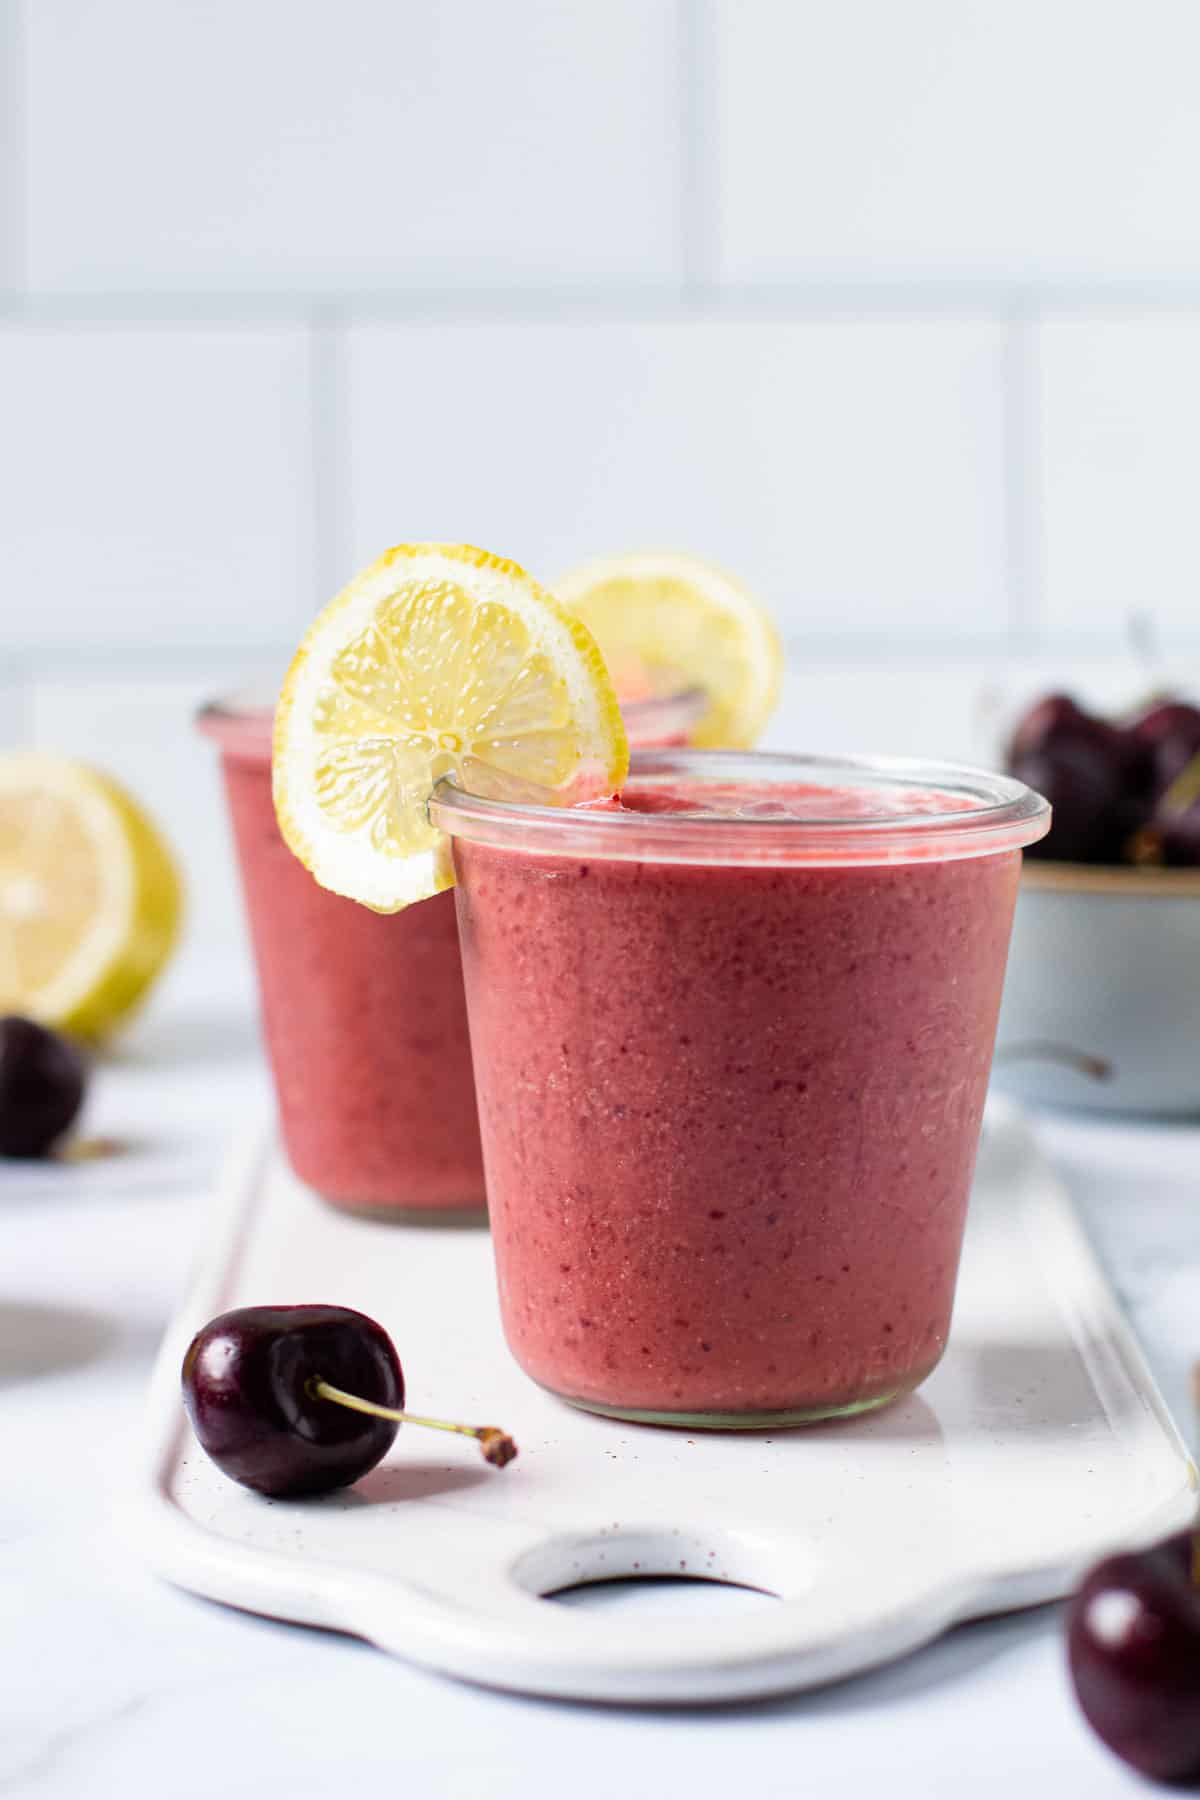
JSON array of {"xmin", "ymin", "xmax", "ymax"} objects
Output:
[{"xmin": 136, "ymin": 1100, "xmax": 1195, "ymax": 1705}]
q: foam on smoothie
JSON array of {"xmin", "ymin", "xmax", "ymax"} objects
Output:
[{"xmin": 610, "ymin": 778, "xmax": 980, "ymax": 822}]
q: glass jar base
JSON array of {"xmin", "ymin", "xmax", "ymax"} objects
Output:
[
  {"xmin": 314, "ymin": 1195, "xmax": 489, "ymax": 1228},
  {"xmin": 548, "ymin": 1384, "xmax": 912, "ymax": 1431}
]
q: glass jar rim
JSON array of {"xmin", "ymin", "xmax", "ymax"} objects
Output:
[
  {"xmin": 195, "ymin": 689, "xmax": 276, "ymax": 760},
  {"xmin": 431, "ymin": 747, "xmax": 1051, "ymax": 867},
  {"xmin": 194, "ymin": 684, "xmax": 709, "ymax": 760}
]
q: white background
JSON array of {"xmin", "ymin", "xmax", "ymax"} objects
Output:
[{"xmin": 5, "ymin": 1, "xmax": 1200, "ymax": 962}]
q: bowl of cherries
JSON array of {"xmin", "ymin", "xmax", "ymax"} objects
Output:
[{"xmin": 994, "ymin": 692, "xmax": 1200, "ymax": 1115}]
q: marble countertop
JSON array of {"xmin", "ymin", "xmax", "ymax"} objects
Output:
[{"xmin": 3, "ymin": 954, "xmax": 1198, "ymax": 1800}]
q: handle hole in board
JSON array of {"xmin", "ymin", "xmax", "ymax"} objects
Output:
[
  {"xmin": 546, "ymin": 1574, "xmax": 780, "ymax": 1621},
  {"xmin": 510, "ymin": 1524, "xmax": 796, "ymax": 1610}
]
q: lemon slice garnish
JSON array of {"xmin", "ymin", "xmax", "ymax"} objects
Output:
[
  {"xmin": 557, "ymin": 551, "xmax": 782, "ymax": 749},
  {"xmin": 273, "ymin": 543, "xmax": 628, "ymax": 913},
  {"xmin": 0, "ymin": 753, "xmax": 183, "ymax": 1041}
]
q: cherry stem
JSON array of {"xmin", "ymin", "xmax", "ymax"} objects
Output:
[{"xmin": 307, "ymin": 1377, "xmax": 517, "ymax": 1468}]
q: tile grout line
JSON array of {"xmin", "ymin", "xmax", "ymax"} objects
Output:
[
  {"xmin": 679, "ymin": 0, "xmax": 715, "ymax": 303},
  {"xmin": 308, "ymin": 309, "xmax": 346, "ymax": 611},
  {"xmin": 1002, "ymin": 308, "xmax": 1044, "ymax": 652},
  {"xmin": 7, "ymin": 286, "xmax": 1200, "ymax": 327},
  {"xmin": 2, "ymin": 0, "xmax": 29, "ymax": 295},
  {"xmin": 10, "ymin": 637, "xmax": 1200, "ymax": 683},
  {"xmin": 1023, "ymin": 315, "xmax": 1048, "ymax": 651}
]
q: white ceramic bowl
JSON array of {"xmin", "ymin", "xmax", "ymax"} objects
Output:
[{"xmin": 994, "ymin": 862, "xmax": 1200, "ymax": 1117}]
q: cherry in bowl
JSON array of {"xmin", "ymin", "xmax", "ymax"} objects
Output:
[{"xmin": 1004, "ymin": 688, "xmax": 1200, "ymax": 867}]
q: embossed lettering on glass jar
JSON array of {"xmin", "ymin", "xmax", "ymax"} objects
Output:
[{"xmin": 434, "ymin": 749, "xmax": 1050, "ymax": 1426}]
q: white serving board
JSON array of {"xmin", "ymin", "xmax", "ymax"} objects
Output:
[{"xmin": 137, "ymin": 1100, "xmax": 1196, "ymax": 1705}]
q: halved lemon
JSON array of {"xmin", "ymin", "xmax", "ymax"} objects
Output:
[
  {"xmin": 0, "ymin": 753, "xmax": 183, "ymax": 1041},
  {"xmin": 273, "ymin": 543, "xmax": 628, "ymax": 913},
  {"xmin": 556, "ymin": 551, "xmax": 782, "ymax": 749}
]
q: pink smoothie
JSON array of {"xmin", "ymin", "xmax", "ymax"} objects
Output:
[
  {"xmin": 198, "ymin": 691, "xmax": 700, "ymax": 1217},
  {"xmin": 444, "ymin": 756, "xmax": 1047, "ymax": 1423},
  {"xmin": 201, "ymin": 705, "xmax": 485, "ymax": 1214}
]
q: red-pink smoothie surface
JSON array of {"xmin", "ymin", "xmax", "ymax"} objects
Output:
[
  {"xmin": 217, "ymin": 746, "xmax": 484, "ymax": 1214},
  {"xmin": 453, "ymin": 783, "xmax": 1022, "ymax": 1418}
]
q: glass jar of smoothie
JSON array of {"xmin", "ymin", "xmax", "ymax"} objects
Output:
[
  {"xmin": 199, "ymin": 693, "xmax": 484, "ymax": 1218},
  {"xmin": 434, "ymin": 749, "xmax": 1050, "ymax": 1424},
  {"xmin": 197, "ymin": 687, "xmax": 707, "ymax": 1218}
]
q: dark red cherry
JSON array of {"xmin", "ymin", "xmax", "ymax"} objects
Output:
[
  {"xmin": 1129, "ymin": 746, "xmax": 1200, "ymax": 867},
  {"xmin": 0, "ymin": 1015, "xmax": 87, "ymax": 1157},
  {"xmin": 1008, "ymin": 692, "xmax": 1157, "ymax": 863},
  {"xmin": 1157, "ymin": 801, "xmax": 1200, "ymax": 867},
  {"xmin": 1067, "ymin": 1530, "xmax": 1200, "ymax": 1784},
  {"xmin": 1128, "ymin": 700, "xmax": 1200, "ymax": 796},
  {"xmin": 181, "ymin": 1304, "xmax": 516, "ymax": 1498},
  {"xmin": 1151, "ymin": 767, "xmax": 1200, "ymax": 868},
  {"xmin": 1127, "ymin": 698, "xmax": 1200, "ymax": 750},
  {"xmin": 1009, "ymin": 692, "xmax": 1095, "ymax": 761},
  {"xmin": 1009, "ymin": 737, "xmax": 1126, "ymax": 863},
  {"xmin": 182, "ymin": 1305, "xmax": 403, "ymax": 1498}
]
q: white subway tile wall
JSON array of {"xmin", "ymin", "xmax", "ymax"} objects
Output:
[
  {"xmin": 0, "ymin": 1, "xmax": 21, "ymax": 292},
  {"xmin": 3, "ymin": 1, "xmax": 1199, "ymax": 959},
  {"xmin": 0, "ymin": 327, "xmax": 317, "ymax": 652},
  {"xmin": 715, "ymin": 0, "xmax": 1200, "ymax": 284},
  {"xmin": 25, "ymin": 663, "xmax": 283, "ymax": 956},
  {"xmin": 1039, "ymin": 317, "xmax": 1200, "ymax": 645},
  {"xmin": 0, "ymin": 685, "xmax": 30, "ymax": 747},
  {"xmin": 25, "ymin": 0, "xmax": 684, "ymax": 293},
  {"xmin": 347, "ymin": 319, "xmax": 1011, "ymax": 639}
]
